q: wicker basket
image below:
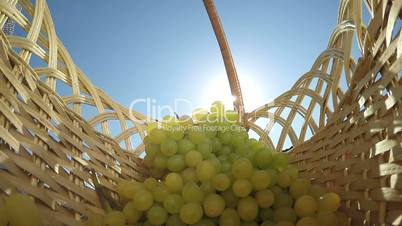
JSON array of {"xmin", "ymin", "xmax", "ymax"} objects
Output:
[{"xmin": 0, "ymin": 0, "xmax": 401, "ymax": 225}]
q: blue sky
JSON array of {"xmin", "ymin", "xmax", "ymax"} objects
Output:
[{"xmin": 46, "ymin": 0, "xmax": 340, "ymax": 118}]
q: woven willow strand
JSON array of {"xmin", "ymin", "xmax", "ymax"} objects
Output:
[{"xmin": 247, "ymin": 0, "xmax": 401, "ymax": 152}]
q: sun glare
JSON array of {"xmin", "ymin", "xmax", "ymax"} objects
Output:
[{"xmin": 202, "ymin": 73, "xmax": 264, "ymax": 112}]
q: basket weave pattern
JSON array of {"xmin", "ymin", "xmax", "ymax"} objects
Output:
[
  {"xmin": 0, "ymin": 0, "xmax": 401, "ymax": 225},
  {"xmin": 0, "ymin": 0, "xmax": 149, "ymax": 225}
]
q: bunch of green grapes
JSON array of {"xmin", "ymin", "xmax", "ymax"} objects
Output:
[
  {"xmin": 0, "ymin": 193, "xmax": 44, "ymax": 226},
  {"xmin": 84, "ymin": 102, "xmax": 346, "ymax": 226}
]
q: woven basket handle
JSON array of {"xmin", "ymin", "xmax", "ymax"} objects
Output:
[{"xmin": 203, "ymin": 0, "xmax": 245, "ymax": 123}]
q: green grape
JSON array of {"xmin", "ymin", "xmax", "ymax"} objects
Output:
[
  {"xmin": 206, "ymin": 127, "xmax": 218, "ymax": 138},
  {"xmin": 201, "ymin": 181, "xmax": 216, "ymax": 194},
  {"xmin": 143, "ymin": 135, "xmax": 151, "ymax": 145},
  {"xmin": 260, "ymin": 221, "xmax": 275, "ymax": 226},
  {"xmin": 221, "ymin": 189, "xmax": 239, "ymax": 208},
  {"xmin": 232, "ymin": 158, "xmax": 253, "ymax": 179},
  {"xmin": 271, "ymin": 153, "xmax": 288, "ymax": 171},
  {"xmin": 144, "ymin": 177, "xmax": 158, "ymax": 190},
  {"xmin": 294, "ymin": 195, "xmax": 317, "ymax": 217},
  {"xmin": 182, "ymin": 182, "xmax": 204, "ymax": 203},
  {"xmin": 277, "ymin": 171, "xmax": 292, "ymax": 188},
  {"xmin": 271, "ymin": 186, "xmax": 284, "ymax": 196},
  {"xmin": 221, "ymin": 160, "xmax": 231, "ymax": 172},
  {"xmin": 208, "ymin": 112, "xmax": 219, "ymax": 123},
  {"xmin": 196, "ymin": 160, "xmax": 217, "ymax": 182},
  {"xmin": 255, "ymin": 189, "xmax": 275, "ymax": 208},
  {"xmin": 189, "ymin": 128, "xmax": 207, "ymax": 144},
  {"xmin": 219, "ymin": 145, "xmax": 233, "ymax": 155},
  {"xmin": 318, "ymin": 192, "xmax": 341, "ymax": 212},
  {"xmin": 206, "ymin": 112, "xmax": 218, "ymax": 123},
  {"xmin": 115, "ymin": 180, "xmax": 130, "ymax": 196},
  {"xmin": 147, "ymin": 205, "xmax": 168, "ymax": 226},
  {"xmin": 256, "ymin": 140, "xmax": 268, "ymax": 150},
  {"xmin": 284, "ymin": 165, "xmax": 299, "ymax": 180},
  {"xmin": 289, "ymin": 178, "xmax": 311, "ymax": 199},
  {"xmin": 266, "ymin": 169, "xmax": 278, "ymax": 187},
  {"xmin": 143, "ymin": 154, "xmax": 155, "ymax": 168},
  {"xmin": 149, "ymin": 128, "xmax": 167, "ymax": 144},
  {"xmin": 153, "ymin": 154, "xmax": 167, "ymax": 170},
  {"xmin": 178, "ymin": 115, "xmax": 193, "ymax": 127},
  {"xmin": 212, "ymin": 173, "xmax": 231, "ymax": 191},
  {"xmin": 0, "ymin": 204, "xmax": 8, "ymax": 226},
  {"xmin": 152, "ymin": 184, "xmax": 170, "ymax": 203},
  {"xmin": 295, "ymin": 217, "xmax": 319, "ymax": 226},
  {"xmin": 273, "ymin": 192, "xmax": 293, "ymax": 209},
  {"xmin": 179, "ymin": 202, "xmax": 203, "ymax": 224},
  {"xmin": 185, "ymin": 150, "xmax": 203, "ymax": 168},
  {"xmin": 211, "ymin": 137, "xmax": 222, "ymax": 152},
  {"xmin": 5, "ymin": 193, "xmax": 43, "ymax": 226},
  {"xmin": 197, "ymin": 142, "xmax": 212, "ymax": 153},
  {"xmin": 316, "ymin": 211, "xmax": 338, "ymax": 226},
  {"xmin": 145, "ymin": 143, "xmax": 160, "ymax": 156},
  {"xmin": 161, "ymin": 139, "xmax": 178, "ymax": 156},
  {"xmin": 167, "ymin": 154, "xmax": 186, "ymax": 172},
  {"xmin": 308, "ymin": 185, "xmax": 327, "ymax": 200},
  {"xmin": 123, "ymin": 201, "xmax": 142, "ymax": 224},
  {"xmin": 240, "ymin": 221, "xmax": 258, "ymax": 226},
  {"xmin": 235, "ymin": 144, "xmax": 249, "ymax": 156},
  {"xmin": 218, "ymin": 155, "xmax": 228, "ymax": 162},
  {"xmin": 143, "ymin": 220, "xmax": 154, "ymax": 226},
  {"xmin": 211, "ymin": 101, "xmax": 225, "ymax": 116},
  {"xmin": 238, "ymin": 130, "xmax": 249, "ymax": 140},
  {"xmin": 273, "ymin": 207, "xmax": 297, "ymax": 223},
  {"xmin": 253, "ymin": 149, "xmax": 272, "ymax": 169},
  {"xmin": 231, "ymin": 134, "xmax": 245, "ymax": 148},
  {"xmin": 259, "ymin": 208, "xmax": 274, "ymax": 221},
  {"xmin": 116, "ymin": 180, "xmax": 144, "ymax": 200},
  {"xmin": 181, "ymin": 167, "xmax": 198, "ymax": 183},
  {"xmin": 178, "ymin": 139, "xmax": 195, "ymax": 154},
  {"xmin": 133, "ymin": 189, "xmax": 154, "ymax": 211},
  {"xmin": 209, "ymin": 157, "xmax": 222, "ymax": 172},
  {"xmin": 276, "ymin": 221, "xmax": 294, "ymax": 226},
  {"xmin": 225, "ymin": 110, "xmax": 239, "ymax": 123},
  {"xmin": 166, "ymin": 214, "xmax": 186, "ymax": 226},
  {"xmin": 85, "ymin": 213, "xmax": 104, "ymax": 226},
  {"xmin": 237, "ymin": 196, "xmax": 258, "ymax": 221},
  {"xmin": 162, "ymin": 115, "xmax": 177, "ymax": 128},
  {"xmin": 218, "ymin": 132, "xmax": 232, "ymax": 145},
  {"xmin": 104, "ymin": 211, "xmax": 125, "ymax": 226},
  {"xmin": 192, "ymin": 218, "xmax": 216, "ymax": 226},
  {"xmin": 245, "ymin": 149, "xmax": 257, "ymax": 162},
  {"xmin": 228, "ymin": 154, "xmax": 240, "ymax": 162},
  {"xmin": 219, "ymin": 208, "xmax": 240, "ymax": 226},
  {"xmin": 232, "ymin": 179, "xmax": 252, "ymax": 197},
  {"xmin": 247, "ymin": 139, "xmax": 258, "ymax": 149},
  {"xmin": 168, "ymin": 129, "xmax": 185, "ymax": 140},
  {"xmin": 198, "ymin": 142, "xmax": 213, "ymax": 159},
  {"xmin": 146, "ymin": 122, "xmax": 158, "ymax": 133},
  {"xmin": 165, "ymin": 173, "xmax": 183, "ymax": 193},
  {"xmin": 203, "ymin": 193, "xmax": 226, "ymax": 217},
  {"xmin": 150, "ymin": 168, "xmax": 167, "ymax": 179},
  {"xmin": 192, "ymin": 108, "xmax": 208, "ymax": 122},
  {"xmin": 163, "ymin": 194, "xmax": 184, "ymax": 214},
  {"xmin": 251, "ymin": 170, "xmax": 271, "ymax": 191}
]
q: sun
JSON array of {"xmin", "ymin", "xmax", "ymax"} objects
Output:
[{"xmin": 202, "ymin": 72, "xmax": 264, "ymax": 112}]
